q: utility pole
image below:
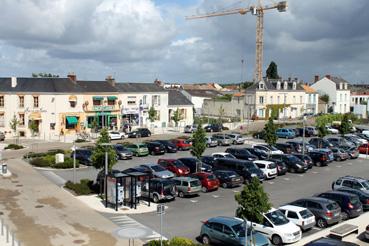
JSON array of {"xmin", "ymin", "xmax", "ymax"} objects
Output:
[{"xmin": 73, "ymin": 140, "xmax": 76, "ymax": 184}]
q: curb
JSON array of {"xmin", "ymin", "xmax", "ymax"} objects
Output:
[{"xmin": 32, "ymin": 165, "xmax": 90, "ymax": 171}]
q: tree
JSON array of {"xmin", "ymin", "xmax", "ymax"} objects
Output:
[
  {"xmin": 218, "ymin": 105, "xmax": 225, "ymax": 124},
  {"xmin": 266, "ymin": 61, "xmax": 279, "ymax": 80},
  {"xmin": 171, "ymin": 108, "xmax": 181, "ymax": 127},
  {"xmin": 319, "ymin": 94, "xmax": 329, "ymax": 104},
  {"xmin": 235, "ymin": 177, "xmax": 272, "ymax": 223},
  {"xmin": 9, "ymin": 115, "xmax": 20, "ymax": 136},
  {"xmin": 263, "ymin": 117, "xmax": 277, "ymax": 146},
  {"xmin": 148, "ymin": 106, "xmax": 157, "ymax": 123},
  {"xmin": 340, "ymin": 114, "xmax": 351, "ymax": 136},
  {"xmin": 29, "ymin": 120, "xmax": 39, "ymax": 136},
  {"xmin": 317, "ymin": 124, "xmax": 328, "ymax": 138},
  {"xmin": 32, "ymin": 72, "xmax": 59, "ymax": 78},
  {"xmin": 191, "ymin": 122, "xmax": 206, "ymax": 163},
  {"xmin": 91, "ymin": 128, "xmax": 117, "ymax": 170}
]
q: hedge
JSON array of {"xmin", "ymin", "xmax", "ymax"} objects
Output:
[
  {"xmin": 5, "ymin": 144, "xmax": 24, "ymax": 150},
  {"xmin": 28, "ymin": 155, "xmax": 79, "ymax": 169},
  {"xmin": 146, "ymin": 237, "xmax": 200, "ymax": 246},
  {"xmin": 65, "ymin": 179, "xmax": 94, "ymax": 195}
]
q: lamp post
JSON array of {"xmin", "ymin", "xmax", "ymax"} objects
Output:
[
  {"xmin": 72, "ymin": 140, "xmax": 76, "ymax": 184},
  {"xmin": 101, "ymin": 143, "xmax": 113, "ymax": 208},
  {"xmin": 302, "ymin": 115, "xmax": 306, "ymax": 156}
]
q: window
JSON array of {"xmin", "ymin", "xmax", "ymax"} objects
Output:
[
  {"xmin": 259, "ymin": 96, "xmax": 264, "ymax": 104},
  {"xmin": 284, "ymin": 82, "xmax": 288, "ymax": 90},
  {"xmin": 210, "ymin": 222, "xmax": 223, "ymax": 232},
  {"xmin": 127, "ymin": 96, "xmax": 137, "ymax": 105},
  {"xmin": 155, "ymin": 110, "xmax": 160, "ymax": 121},
  {"xmin": 277, "ymin": 82, "xmax": 281, "ymax": 90},
  {"xmin": 277, "ymin": 96, "xmax": 280, "ymax": 104},
  {"xmin": 293, "ymin": 82, "xmax": 297, "ymax": 90},
  {"xmin": 19, "ymin": 113, "xmax": 25, "ymax": 126},
  {"xmin": 270, "ymin": 96, "xmax": 273, "ymax": 104},
  {"xmin": 19, "ymin": 96, "xmax": 24, "ymax": 108},
  {"xmin": 0, "ymin": 113, "xmax": 4, "ymax": 127},
  {"xmin": 107, "ymin": 99, "xmax": 115, "ymax": 106},
  {"xmin": 142, "ymin": 95, "xmax": 147, "ymax": 105},
  {"xmin": 0, "ymin": 96, "xmax": 4, "ymax": 107},
  {"xmin": 259, "ymin": 82, "xmax": 264, "ymax": 89},
  {"xmin": 344, "ymin": 94, "xmax": 347, "ymax": 102},
  {"xmin": 33, "ymin": 96, "xmax": 39, "ymax": 108},
  {"xmin": 152, "ymin": 95, "xmax": 161, "ymax": 106},
  {"xmin": 340, "ymin": 94, "xmax": 343, "ymax": 102},
  {"xmin": 287, "ymin": 211, "xmax": 299, "ymax": 219},
  {"xmin": 344, "ymin": 83, "xmax": 348, "ymax": 90},
  {"xmin": 223, "ymin": 225, "xmax": 234, "ymax": 235},
  {"xmin": 93, "ymin": 99, "xmax": 102, "ymax": 106}
]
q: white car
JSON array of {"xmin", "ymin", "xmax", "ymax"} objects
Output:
[
  {"xmin": 211, "ymin": 152, "xmax": 236, "ymax": 159},
  {"xmin": 279, "ymin": 205, "xmax": 316, "ymax": 231},
  {"xmin": 252, "ymin": 144, "xmax": 284, "ymax": 155},
  {"xmin": 326, "ymin": 126, "xmax": 339, "ymax": 134},
  {"xmin": 108, "ymin": 131, "xmax": 125, "ymax": 140},
  {"xmin": 253, "ymin": 160, "xmax": 277, "ymax": 179},
  {"xmin": 250, "ymin": 208, "xmax": 302, "ymax": 245}
]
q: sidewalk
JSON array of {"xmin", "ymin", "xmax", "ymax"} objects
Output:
[{"xmin": 0, "ymin": 159, "xmax": 139, "ymax": 246}]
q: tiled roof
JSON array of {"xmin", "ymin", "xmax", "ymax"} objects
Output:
[
  {"xmin": 115, "ymin": 83, "xmax": 165, "ymax": 93},
  {"xmin": 183, "ymin": 89, "xmax": 222, "ymax": 98},
  {"xmin": 77, "ymin": 80, "xmax": 118, "ymax": 93},
  {"xmin": 168, "ymin": 90, "xmax": 193, "ymax": 106},
  {"xmin": 301, "ymin": 84, "xmax": 317, "ymax": 93}
]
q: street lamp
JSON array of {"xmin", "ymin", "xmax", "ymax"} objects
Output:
[
  {"xmin": 101, "ymin": 142, "xmax": 113, "ymax": 207},
  {"xmin": 71, "ymin": 140, "xmax": 77, "ymax": 184}
]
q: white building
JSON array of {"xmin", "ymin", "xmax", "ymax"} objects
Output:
[
  {"xmin": 301, "ymin": 84, "xmax": 319, "ymax": 115},
  {"xmin": 167, "ymin": 90, "xmax": 194, "ymax": 127},
  {"xmin": 311, "ymin": 75, "xmax": 350, "ymax": 114}
]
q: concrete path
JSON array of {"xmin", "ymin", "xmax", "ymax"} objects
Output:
[{"xmin": 0, "ymin": 159, "xmax": 138, "ymax": 246}]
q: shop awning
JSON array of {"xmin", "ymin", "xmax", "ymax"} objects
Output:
[
  {"xmin": 29, "ymin": 112, "xmax": 42, "ymax": 120},
  {"xmin": 66, "ymin": 116, "xmax": 78, "ymax": 124},
  {"xmin": 69, "ymin": 95, "xmax": 77, "ymax": 102},
  {"xmin": 93, "ymin": 96, "xmax": 104, "ymax": 100},
  {"xmin": 107, "ymin": 96, "xmax": 117, "ymax": 100}
]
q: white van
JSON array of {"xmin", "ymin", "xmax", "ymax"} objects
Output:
[
  {"xmin": 253, "ymin": 160, "xmax": 277, "ymax": 179},
  {"xmin": 279, "ymin": 205, "xmax": 316, "ymax": 231}
]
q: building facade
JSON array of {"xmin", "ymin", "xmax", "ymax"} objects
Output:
[
  {"xmin": 302, "ymin": 84, "xmax": 319, "ymax": 115},
  {"xmin": 167, "ymin": 90, "xmax": 194, "ymax": 127},
  {"xmin": 181, "ymin": 89, "xmax": 223, "ymax": 115},
  {"xmin": 202, "ymin": 93, "xmax": 246, "ymax": 120}
]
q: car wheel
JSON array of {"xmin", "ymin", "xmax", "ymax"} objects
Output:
[
  {"xmin": 341, "ymin": 211, "xmax": 349, "ymax": 220},
  {"xmin": 272, "ymin": 234, "xmax": 283, "ymax": 245},
  {"xmin": 201, "ymin": 234, "xmax": 210, "ymax": 245},
  {"xmin": 178, "ymin": 191, "xmax": 184, "ymax": 198},
  {"xmin": 206, "ymin": 144, "xmax": 210, "ymax": 148},
  {"xmin": 135, "ymin": 152, "xmax": 139, "ymax": 157},
  {"xmin": 222, "ymin": 183, "xmax": 228, "ymax": 189},
  {"xmin": 210, "ymin": 129, "xmax": 213, "ymax": 132},
  {"xmin": 151, "ymin": 151, "xmax": 155, "ymax": 156},
  {"xmin": 316, "ymin": 218, "xmax": 327, "ymax": 228},
  {"xmin": 201, "ymin": 186, "xmax": 208, "ymax": 193},
  {"xmin": 316, "ymin": 161, "xmax": 322, "ymax": 167},
  {"xmin": 153, "ymin": 194, "xmax": 159, "ymax": 203},
  {"xmin": 336, "ymin": 157, "xmax": 341, "ymax": 162},
  {"xmin": 233, "ymin": 140, "xmax": 237, "ymax": 145},
  {"xmin": 148, "ymin": 133, "xmax": 151, "ymax": 137}
]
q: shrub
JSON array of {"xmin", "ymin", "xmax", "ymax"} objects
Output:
[
  {"xmin": 30, "ymin": 157, "xmax": 51, "ymax": 167},
  {"xmin": 75, "ymin": 139, "xmax": 87, "ymax": 143},
  {"xmin": 24, "ymin": 152, "xmax": 49, "ymax": 159},
  {"xmin": 65, "ymin": 179, "xmax": 94, "ymax": 195},
  {"xmin": 146, "ymin": 237, "xmax": 199, "ymax": 246},
  {"xmin": 47, "ymin": 149, "xmax": 65, "ymax": 155},
  {"xmin": 53, "ymin": 157, "xmax": 80, "ymax": 169},
  {"xmin": 5, "ymin": 144, "xmax": 24, "ymax": 150}
]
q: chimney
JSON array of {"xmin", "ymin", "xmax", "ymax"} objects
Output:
[
  {"xmin": 67, "ymin": 72, "xmax": 77, "ymax": 83},
  {"xmin": 325, "ymin": 74, "xmax": 331, "ymax": 80},
  {"xmin": 288, "ymin": 77, "xmax": 291, "ymax": 82},
  {"xmin": 294, "ymin": 77, "xmax": 298, "ymax": 81},
  {"xmin": 105, "ymin": 75, "xmax": 115, "ymax": 87},
  {"xmin": 11, "ymin": 77, "xmax": 17, "ymax": 88},
  {"xmin": 314, "ymin": 75, "xmax": 320, "ymax": 82}
]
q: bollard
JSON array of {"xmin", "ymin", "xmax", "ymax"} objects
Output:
[
  {"xmin": 6, "ymin": 225, "xmax": 9, "ymax": 243},
  {"xmin": 12, "ymin": 231, "xmax": 15, "ymax": 246},
  {"xmin": 1, "ymin": 218, "xmax": 3, "ymax": 235}
]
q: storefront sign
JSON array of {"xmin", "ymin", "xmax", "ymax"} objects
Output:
[
  {"xmin": 25, "ymin": 107, "xmax": 47, "ymax": 113},
  {"xmin": 93, "ymin": 105, "xmax": 114, "ymax": 111},
  {"xmin": 122, "ymin": 108, "xmax": 139, "ymax": 114}
]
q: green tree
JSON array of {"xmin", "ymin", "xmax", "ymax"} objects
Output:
[
  {"xmin": 340, "ymin": 114, "xmax": 351, "ymax": 136},
  {"xmin": 266, "ymin": 61, "xmax": 279, "ymax": 79},
  {"xmin": 235, "ymin": 177, "xmax": 272, "ymax": 223},
  {"xmin": 319, "ymin": 94, "xmax": 329, "ymax": 104},
  {"xmin": 28, "ymin": 120, "xmax": 39, "ymax": 136},
  {"xmin": 263, "ymin": 117, "xmax": 277, "ymax": 146},
  {"xmin": 191, "ymin": 123, "xmax": 206, "ymax": 163},
  {"xmin": 218, "ymin": 105, "xmax": 225, "ymax": 124},
  {"xmin": 91, "ymin": 128, "xmax": 117, "ymax": 170},
  {"xmin": 148, "ymin": 106, "xmax": 157, "ymax": 123},
  {"xmin": 171, "ymin": 108, "xmax": 181, "ymax": 127},
  {"xmin": 317, "ymin": 124, "xmax": 328, "ymax": 138},
  {"xmin": 32, "ymin": 72, "xmax": 59, "ymax": 78},
  {"xmin": 9, "ymin": 115, "xmax": 20, "ymax": 136}
]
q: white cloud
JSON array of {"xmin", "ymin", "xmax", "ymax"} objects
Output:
[{"xmin": 171, "ymin": 37, "xmax": 202, "ymax": 47}]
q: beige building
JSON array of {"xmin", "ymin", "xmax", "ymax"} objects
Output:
[{"xmin": 202, "ymin": 93, "xmax": 246, "ymax": 120}]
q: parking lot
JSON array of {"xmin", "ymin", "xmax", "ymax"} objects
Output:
[{"xmin": 39, "ymin": 135, "xmax": 369, "ymax": 244}]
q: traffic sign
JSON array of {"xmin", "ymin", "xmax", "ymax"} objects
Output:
[{"xmin": 157, "ymin": 204, "xmax": 165, "ymax": 215}]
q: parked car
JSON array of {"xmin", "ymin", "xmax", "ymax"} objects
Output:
[
  {"xmin": 269, "ymin": 154, "xmax": 307, "ymax": 173},
  {"xmin": 356, "ymin": 133, "xmax": 369, "ymax": 141},
  {"xmin": 204, "ymin": 124, "xmax": 222, "ymax": 132},
  {"xmin": 205, "ymin": 136, "xmax": 218, "ymax": 148},
  {"xmin": 172, "ymin": 176, "xmax": 201, "ymax": 197},
  {"xmin": 332, "ymin": 176, "xmax": 369, "ymax": 194},
  {"xmin": 213, "ymin": 170, "xmax": 243, "ymax": 188},
  {"xmin": 345, "ymin": 134, "xmax": 368, "ymax": 145},
  {"xmin": 326, "ymin": 137, "xmax": 355, "ymax": 148},
  {"xmin": 337, "ymin": 187, "xmax": 369, "ymax": 211},
  {"xmin": 200, "ymin": 156, "xmax": 217, "ymax": 167},
  {"xmin": 253, "ymin": 144, "xmax": 284, "ymax": 155},
  {"xmin": 252, "ymin": 130, "xmax": 266, "ymax": 139},
  {"xmin": 190, "ymin": 172, "xmax": 219, "ymax": 192},
  {"xmin": 315, "ymin": 191, "xmax": 363, "ymax": 220},
  {"xmin": 308, "ymin": 151, "xmax": 331, "ymax": 167},
  {"xmin": 305, "ymin": 126, "xmax": 318, "ymax": 136},
  {"xmin": 289, "ymin": 197, "xmax": 341, "ymax": 228},
  {"xmin": 309, "ymin": 138, "xmax": 333, "ymax": 149},
  {"xmin": 145, "ymin": 141, "xmax": 165, "ymax": 155},
  {"xmin": 276, "ymin": 128, "xmax": 296, "ymax": 139},
  {"xmin": 113, "ymin": 144, "xmax": 133, "ymax": 160},
  {"xmin": 212, "ymin": 152, "xmax": 236, "ymax": 159},
  {"xmin": 184, "ymin": 124, "xmax": 197, "ymax": 133},
  {"xmin": 178, "ymin": 157, "xmax": 212, "ymax": 173},
  {"xmin": 226, "ymin": 133, "xmax": 246, "ymax": 145},
  {"xmin": 331, "ymin": 147, "xmax": 349, "ymax": 161},
  {"xmin": 225, "ymin": 148, "xmax": 257, "ymax": 161},
  {"xmin": 139, "ymin": 164, "xmax": 175, "ymax": 179},
  {"xmin": 157, "ymin": 159, "xmax": 190, "ymax": 176},
  {"xmin": 340, "ymin": 145, "xmax": 359, "ymax": 159},
  {"xmin": 141, "ymin": 178, "xmax": 176, "ymax": 203},
  {"xmin": 292, "ymin": 154, "xmax": 313, "ymax": 169},
  {"xmin": 71, "ymin": 148, "xmax": 92, "ymax": 165},
  {"xmin": 200, "ymin": 216, "xmax": 270, "ymax": 246},
  {"xmin": 358, "ymin": 143, "xmax": 369, "ymax": 154},
  {"xmin": 342, "ymin": 135, "xmax": 362, "ymax": 146},
  {"xmin": 212, "ymin": 134, "xmax": 232, "ymax": 146},
  {"xmin": 250, "ymin": 208, "xmax": 301, "ymax": 245},
  {"xmin": 365, "ymin": 225, "xmax": 369, "ymax": 241},
  {"xmin": 108, "ymin": 131, "xmax": 125, "ymax": 140},
  {"xmin": 156, "ymin": 140, "xmax": 177, "ymax": 153},
  {"xmin": 125, "ymin": 143, "xmax": 149, "ymax": 157},
  {"xmin": 253, "ymin": 160, "xmax": 278, "ymax": 179},
  {"xmin": 213, "ymin": 158, "xmax": 265, "ymax": 183},
  {"xmin": 172, "ymin": 138, "xmax": 192, "ymax": 151},
  {"xmin": 275, "ymin": 143, "xmax": 294, "ymax": 154},
  {"xmin": 279, "ymin": 205, "xmax": 316, "ymax": 231},
  {"xmin": 326, "ymin": 126, "xmax": 339, "ymax": 134},
  {"xmin": 316, "ymin": 148, "xmax": 335, "ymax": 162},
  {"xmin": 0, "ymin": 131, "xmax": 5, "ymax": 141},
  {"xmin": 127, "ymin": 128, "xmax": 151, "ymax": 138},
  {"xmin": 244, "ymin": 147, "xmax": 268, "ymax": 160},
  {"xmin": 286, "ymin": 141, "xmax": 315, "ymax": 153},
  {"xmin": 271, "ymin": 159, "xmax": 288, "ymax": 176},
  {"xmin": 305, "ymin": 237, "xmax": 360, "ymax": 246}
]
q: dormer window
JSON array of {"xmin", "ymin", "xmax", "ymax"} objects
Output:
[
  {"xmin": 277, "ymin": 81, "xmax": 281, "ymax": 90},
  {"xmin": 340, "ymin": 83, "xmax": 343, "ymax": 90},
  {"xmin": 283, "ymin": 81, "xmax": 288, "ymax": 90},
  {"xmin": 292, "ymin": 82, "xmax": 297, "ymax": 90},
  {"xmin": 259, "ymin": 82, "xmax": 264, "ymax": 90},
  {"xmin": 344, "ymin": 83, "xmax": 348, "ymax": 90}
]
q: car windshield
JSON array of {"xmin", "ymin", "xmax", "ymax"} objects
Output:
[
  {"xmin": 268, "ymin": 146, "xmax": 278, "ymax": 151},
  {"xmin": 300, "ymin": 209, "xmax": 314, "ymax": 219},
  {"xmin": 268, "ymin": 163, "xmax": 276, "ymax": 169},
  {"xmin": 326, "ymin": 202, "xmax": 339, "ymax": 210},
  {"xmin": 224, "ymin": 154, "xmax": 236, "ymax": 159},
  {"xmin": 287, "ymin": 155, "xmax": 300, "ymax": 162},
  {"xmin": 350, "ymin": 197, "xmax": 360, "ymax": 206},
  {"xmin": 115, "ymin": 145, "xmax": 126, "ymax": 151},
  {"xmin": 79, "ymin": 150, "xmax": 92, "ymax": 155},
  {"xmin": 265, "ymin": 210, "xmax": 289, "ymax": 226},
  {"xmin": 184, "ymin": 140, "xmax": 191, "ymax": 144},
  {"xmin": 207, "ymin": 174, "xmax": 217, "ymax": 180},
  {"xmin": 138, "ymin": 144, "xmax": 147, "ymax": 148},
  {"xmin": 232, "ymin": 223, "xmax": 251, "ymax": 237},
  {"xmin": 173, "ymin": 160, "xmax": 186, "ymax": 168},
  {"xmin": 151, "ymin": 165, "xmax": 166, "ymax": 172},
  {"xmin": 245, "ymin": 162, "xmax": 259, "ymax": 171},
  {"xmin": 361, "ymin": 181, "xmax": 369, "ymax": 189},
  {"xmin": 190, "ymin": 180, "xmax": 201, "ymax": 187}
]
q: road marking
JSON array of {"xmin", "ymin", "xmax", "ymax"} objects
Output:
[
  {"xmin": 313, "ymin": 227, "xmax": 322, "ymax": 231},
  {"xmin": 268, "ymin": 181, "xmax": 274, "ymax": 184},
  {"xmin": 283, "ymin": 178, "xmax": 290, "ymax": 181},
  {"xmin": 347, "ymin": 162, "xmax": 352, "ymax": 165},
  {"xmin": 312, "ymin": 171, "xmax": 319, "ymax": 174},
  {"xmin": 233, "ymin": 190, "xmax": 240, "ymax": 193},
  {"xmin": 337, "ymin": 165, "xmax": 342, "ymax": 168},
  {"xmin": 299, "ymin": 174, "xmax": 304, "ymax": 177},
  {"xmin": 212, "ymin": 195, "xmax": 220, "ymax": 198},
  {"xmin": 347, "ymin": 163, "xmax": 353, "ymax": 166},
  {"xmin": 190, "ymin": 200, "xmax": 198, "ymax": 203}
]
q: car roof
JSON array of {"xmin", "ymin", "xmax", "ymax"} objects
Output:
[
  {"xmin": 321, "ymin": 190, "xmax": 358, "ymax": 197},
  {"xmin": 339, "ymin": 175, "xmax": 368, "ymax": 182},
  {"xmin": 173, "ymin": 176, "xmax": 197, "ymax": 181},
  {"xmin": 279, "ymin": 205, "xmax": 307, "ymax": 212},
  {"xmin": 308, "ymin": 237, "xmax": 359, "ymax": 246},
  {"xmin": 298, "ymin": 197, "xmax": 334, "ymax": 204},
  {"xmin": 141, "ymin": 163, "xmax": 160, "ymax": 168},
  {"xmin": 254, "ymin": 160, "xmax": 274, "ymax": 165},
  {"xmin": 208, "ymin": 216, "xmax": 243, "ymax": 226}
]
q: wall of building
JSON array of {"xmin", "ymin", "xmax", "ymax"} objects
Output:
[
  {"xmin": 202, "ymin": 97, "xmax": 245, "ymax": 119},
  {"xmin": 168, "ymin": 106, "xmax": 194, "ymax": 127},
  {"xmin": 304, "ymin": 93, "xmax": 319, "ymax": 114}
]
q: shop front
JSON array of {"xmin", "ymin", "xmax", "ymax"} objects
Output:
[
  {"xmin": 122, "ymin": 108, "xmax": 140, "ymax": 126},
  {"xmin": 59, "ymin": 113, "xmax": 84, "ymax": 135}
]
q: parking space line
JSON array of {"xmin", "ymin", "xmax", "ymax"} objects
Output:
[
  {"xmin": 212, "ymin": 195, "xmax": 220, "ymax": 198},
  {"xmin": 337, "ymin": 165, "xmax": 342, "ymax": 168},
  {"xmin": 299, "ymin": 174, "xmax": 304, "ymax": 177},
  {"xmin": 283, "ymin": 178, "xmax": 290, "ymax": 181},
  {"xmin": 190, "ymin": 200, "xmax": 198, "ymax": 203},
  {"xmin": 268, "ymin": 181, "xmax": 274, "ymax": 184},
  {"xmin": 347, "ymin": 163, "xmax": 353, "ymax": 166},
  {"xmin": 312, "ymin": 171, "xmax": 319, "ymax": 174}
]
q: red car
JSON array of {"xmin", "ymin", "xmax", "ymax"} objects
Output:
[
  {"xmin": 172, "ymin": 139, "xmax": 192, "ymax": 151},
  {"xmin": 190, "ymin": 172, "xmax": 219, "ymax": 193},
  {"xmin": 359, "ymin": 144, "xmax": 369, "ymax": 154},
  {"xmin": 157, "ymin": 159, "xmax": 190, "ymax": 176}
]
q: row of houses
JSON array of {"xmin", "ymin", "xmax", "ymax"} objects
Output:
[{"xmin": 0, "ymin": 74, "xmax": 193, "ymax": 140}]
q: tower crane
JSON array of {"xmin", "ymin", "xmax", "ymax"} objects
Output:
[{"xmin": 186, "ymin": 1, "xmax": 288, "ymax": 82}]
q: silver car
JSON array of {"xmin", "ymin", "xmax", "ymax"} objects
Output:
[
  {"xmin": 184, "ymin": 125, "xmax": 197, "ymax": 133},
  {"xmin": 212, "ymin": 134, "xmax": 232, "ymax": 146},
  {"xmin": 227, "ymin": 133, "xmax": 246, "ymax": 145},
  {"xmin": 205, "ymin": 136, "xmax": 218, "ymax": 147},
  {"xmin": 139, "ymin": 164, "xmax": 175, "ymax": 179}
]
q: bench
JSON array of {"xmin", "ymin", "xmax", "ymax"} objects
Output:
[{"xmin": 329, "ymin": 223, "xmax": 359, "ymax": 240}]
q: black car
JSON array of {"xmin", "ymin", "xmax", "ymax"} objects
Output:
[
  {"xmin": 265, "ymin": 158, "xmax": 288, "ymax": 175},
  {"xmin": 204, "ymin": 124, "xmax": 222, "ymax": 132},
  {"xmin": 316, "ymin": 191, "xmax": 363, "ymax": 220},
  {"xmin": 141, "ymin": 178, "xmax": 176, "ymax": 203},
  {"xmin": 286, "ymin": 141, "xmax": 313, "ymax": 154},
  {"xmin": 292, "ymin": 153, "xmax": 314, "ymax": 169},
  {"xmin": 274, "ymin": 143, "xmax": 294, "ymax": 154},
  {"xmin": 114, "ymin": 144, "xmax": 133, "ymax": 160},
  {"xmin": 244, "ymin": 147, "xmax": 268, "ymax": 160},
  {"xmin": 127, "ymin": 128, "xmax": 151, "ymax": 138},
  {"xmin": 146, "ymin": 141, "xmax": 165, "ymax": 155},
  {"xmin": 213, "ymin": 170, "xmax": 244, "ymax": 188},
  {"xmin": 200, "ymin": 156, "xmax": 217, "ymax": 167},
  {"xmin": 252, "ymin": 130, "xmax": 266, "ymax": 139},
  {"xmin": 156, "ymin": 140, "xmax": 177, "ymax": 153},
  {"xmin": 269, "ymin": 154, "xmax": 307, "ymax": 173},
  {"xmin": 308, "ymin": 151, "xmax": 331, "ymax": 167},
  {"xmin": 225, "ymin": 148, "xmax": 257, "ymax": 161},
  {"xmin": 177, "ymin": 157, "xmax": 212, "ymax": 173},
  {"xmin": 304, "ymin": 237, "xmax": 360, "ymax": 246},
  {"xmin": 337, "ymin": 187, "xmax": 369, "ymax": 211},
  {"xmin": 71, "ymin": 148, "xmax": 93, "ymax": 166},
  {"xmin": 309, "ymin": 138, "xmax": 333, "ymax": 149},
  {"xmin": 213, "ymin": 158, "xmax": 264, "ymax": 183}
]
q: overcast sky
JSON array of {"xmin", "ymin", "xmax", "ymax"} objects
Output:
[{"xmin": 0, "ymin": 0, "xmax": 368, "ymax": 84}]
